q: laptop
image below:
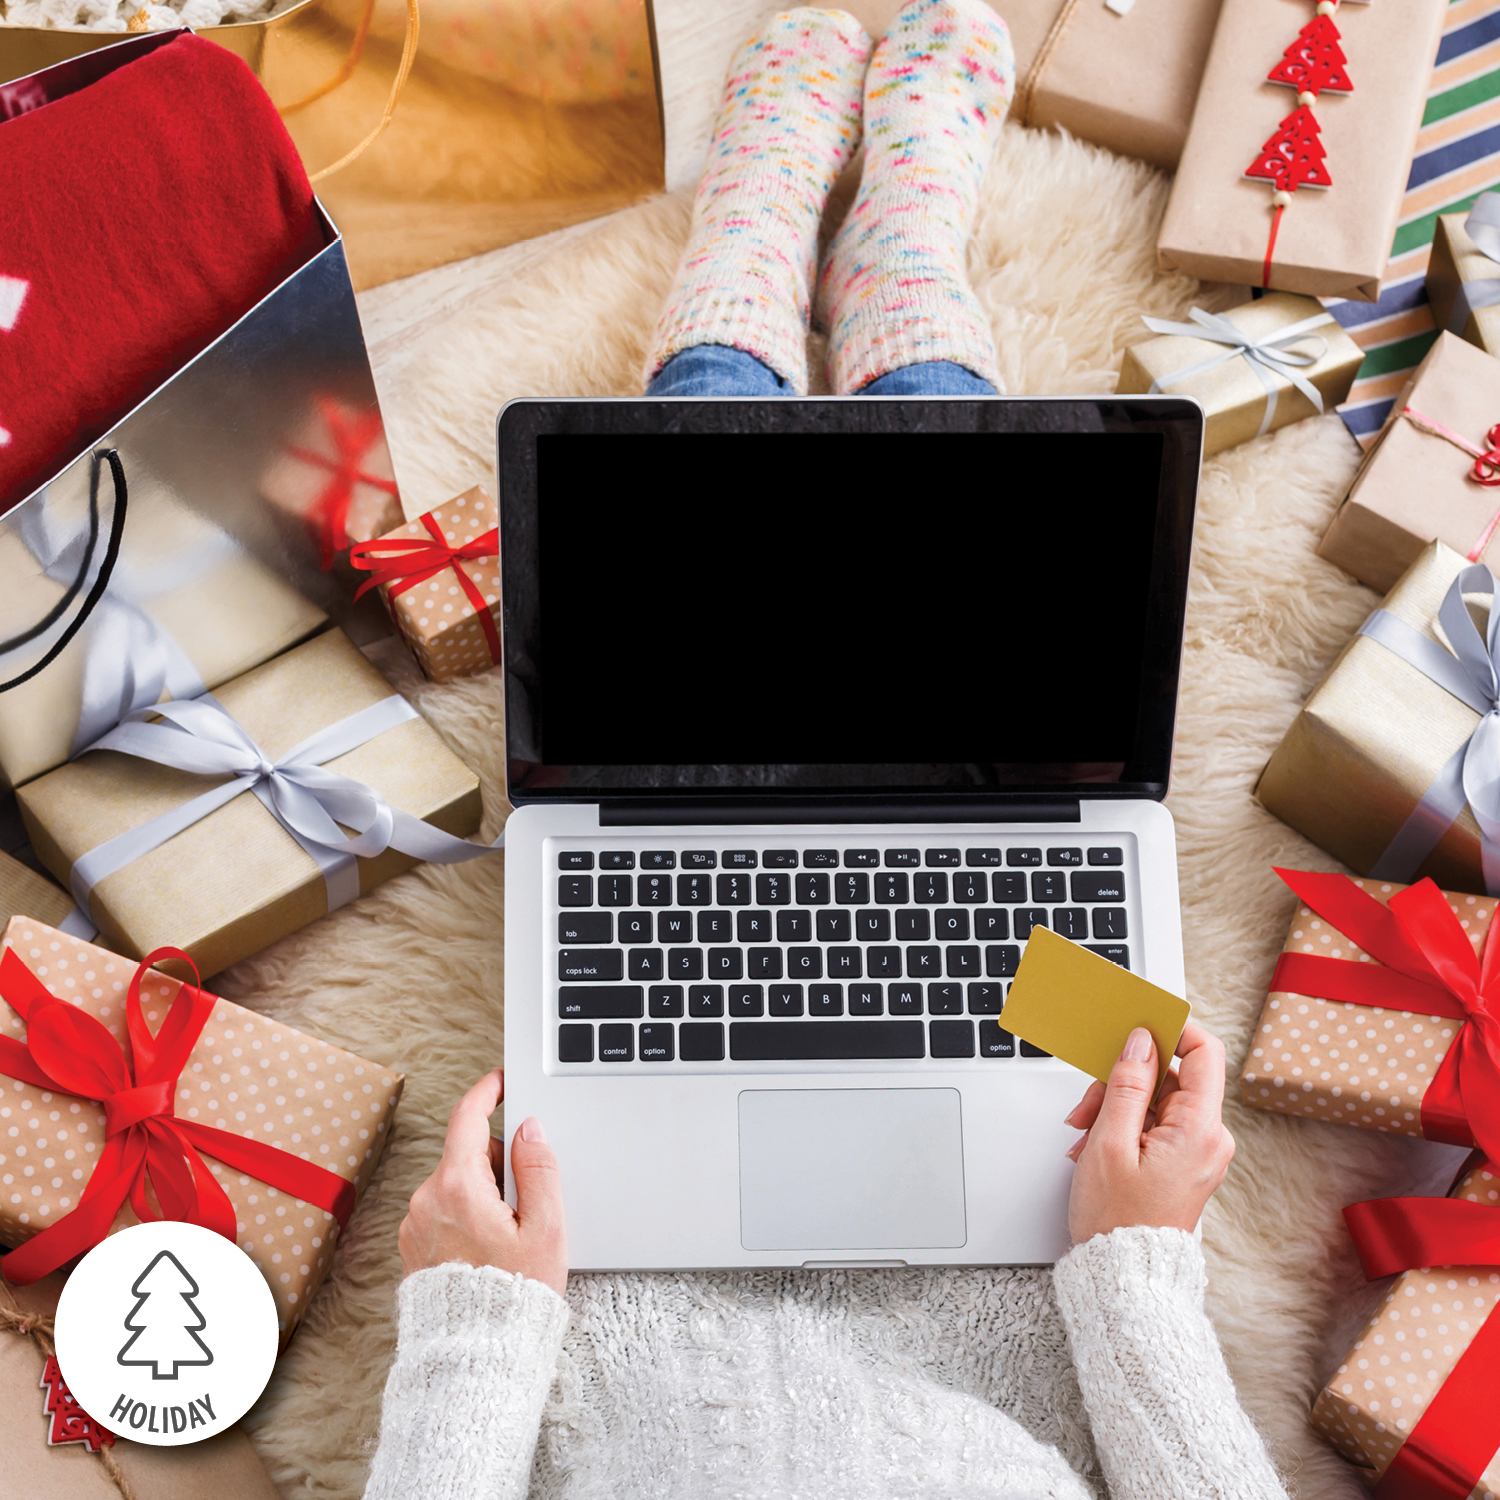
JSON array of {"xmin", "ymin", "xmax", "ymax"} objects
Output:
[{"xmin": 498, "ymin": 394, "xmax": 1201, "ymax": 1270}]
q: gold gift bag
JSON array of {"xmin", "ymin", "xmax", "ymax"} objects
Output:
[{"xmin": 0, "ymin": 0, "xmax": 665, "ymax": 290}]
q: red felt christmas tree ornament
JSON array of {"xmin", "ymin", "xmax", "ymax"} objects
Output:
[{"xmin": 1243, "ymin": 0, "xmax": 1366, "ymax": 288}]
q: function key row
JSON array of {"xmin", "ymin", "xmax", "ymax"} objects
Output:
[
  {"xmin": 558, "ymin": 869, "xmax": 1127, "ymax": 910},
  {"xmin": 560, "ymin": 846, "xmax": 1123, "ymax": 873}
]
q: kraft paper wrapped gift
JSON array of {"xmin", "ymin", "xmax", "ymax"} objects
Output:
[
  {"xmin": 1157, "ymin": 0, "xmax": 1449, "ymax": 299},
  {"xmin": 0, "ymin": 851, "xmax": 79, "ymax": 936},
  {"xmin": 1319, "ymin": 333, "xmax": 1500, "ymax": 595},
  {"xmin": 1256, "ymin": 541, "xmax": 1500, "ymax": 896},
  {"xmin": 350, "ymin": 485, "xmax": 501, "ymax": 685},
  {"xmin": 0, "ymin": 1271, "xmax": 282, "ymax": 1498},
  {"xmin": 16, "ymin": 628, "xmax": 483, "ymax": 978},
  {"xmin": 1008, "ymin": 0, "xmax": 1222, "ymax": 168},
  {"xmin": 0, "ymin": 486, "xmax": 326, "ymax": 791},
  {"xmin": 0, "ymin": 919, "xmax": 404, "ymax": 1349},
  {"xmin": 1310, "ymin": 1160, "xmax": 1500, "ymax": 1496},
  {"xmin": 1115, "ymin": 294, "xmax": 1363, "ymax": 456},
  {"xmin": 1427, "ymin": 195, "xmax": 1500, "ymax": 359},
  {"xmin": 1240, "ymin": 872, "xmax": 1491, "ymax": 1138}
]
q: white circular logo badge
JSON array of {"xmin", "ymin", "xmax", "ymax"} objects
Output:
[{"xmin": 54, "ymin": 1221, "xmax": 278, "ymax": 1446}]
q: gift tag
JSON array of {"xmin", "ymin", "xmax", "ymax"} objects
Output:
[{"xmin": 53, "ymin": 1220, "xmax": 277, "ymax": 1446}]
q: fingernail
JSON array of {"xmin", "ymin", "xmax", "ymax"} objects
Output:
[
  {"xmin": 1123, "ymin": 1027, "xmax": 1153, "ymax": 1062},
  {"xmin": 521, "ymin": 1117, "xmax": 547, "ymax": 1143},
  {"xmin": 1063, "ymin": 1102, "xmax": 1084, "ymax": 1127},
  {"xmin": 1065, "ymin": 1137, "xmax": 1085, "ymax": 1162}
]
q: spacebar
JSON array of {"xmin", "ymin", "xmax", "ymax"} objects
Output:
[{"xmin": 729, "ymin": 1020, "xmax": 925, "ymax": 1061}]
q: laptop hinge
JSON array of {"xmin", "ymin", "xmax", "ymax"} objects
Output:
[{"xmin": 598, "ymin": 799, "xmax": 1082, "ymax": 827}]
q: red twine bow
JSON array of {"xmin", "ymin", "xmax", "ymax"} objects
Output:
[
  {"xmin": 1341, "ymin": 1157, "xmax": 1500, "ymax": 1500},
  {"xmin": 0, "ymin": 946, "xmax": 355, "ymax": 1284},
  {"xmin": 349, "ymin": 513, "xmax": 501, "ymax": 666},
  {"xmin": 1269, "ymin": 869, "xmax": 1500, "ymax": 1167},
  {"xmin": 286, "ymin": 396, "xmax": 399, "ymax": 572}
]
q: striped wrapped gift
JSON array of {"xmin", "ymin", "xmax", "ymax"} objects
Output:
[{"xmin": 1334, "ymin": 0, "xmax": 1500, "ymax": 445}]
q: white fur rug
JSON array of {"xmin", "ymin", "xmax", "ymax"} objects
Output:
[{"xmin": 231, "ymin": 120, "xmax": 1478, "ymax": 1498}]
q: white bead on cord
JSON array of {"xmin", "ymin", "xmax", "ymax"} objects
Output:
[
  {"xmin": 1317, "ymin": 0, "xmax": 1337, "ymax": 13},
  {"xmin": 1271, "ymin": 190, "xmax": 1293, "ymax": 209}
]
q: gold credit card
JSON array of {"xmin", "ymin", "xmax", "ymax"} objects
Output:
[{"xmin": 1001, "ymin": 926, "xmax": 1189, "ymax": 1093}]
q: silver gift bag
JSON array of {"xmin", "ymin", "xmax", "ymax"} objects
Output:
[{"xmin": 0, "ymin": 32, "xmax": 395, "ymax": 796}]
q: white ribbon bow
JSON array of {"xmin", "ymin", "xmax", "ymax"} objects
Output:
[
  {"xmin": 4, "ymin": 493, "xmax": 233, "ymax": 753},
  {"xmin": 71, "ymin": 692, "xmax": 502, "ymax": 916},
  {"xmin": 1142, "ymin": 307, "xmax": 1334, "ymax": 439},
  {"xmin": 1362, "ymin": 563, "xmax": 1500, "ymax": 895},
  {"xmin": 1448, "ymin": 191, "xmax": 1500, "ymax": 335}
]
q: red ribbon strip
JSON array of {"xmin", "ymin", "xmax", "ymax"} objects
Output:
[
  {"xmin": 1268, "ymin": 869, "xmax": 1500, "ymax": 1166},
  {"xmin": 1399, "ymin": 407, "xmax": 1500, "ymax": 561},
  {"xmin": 286, "ymin": 396, "xmax": 399, "ymax": 572},
  {"xmin": 1263, "ymin": 201, "xmax": 1286, "ymax": 291},
  {"xmin": 349, "ymin": 513, "xmax": 501, "ymax": 666},
  {"xmin": 0, "ymin": 946, "xmax": 355, "ymax": 1284},
  {"xmin": 1341, "ymin": 1162, "xmax": 1500, "ymax": 1500}
]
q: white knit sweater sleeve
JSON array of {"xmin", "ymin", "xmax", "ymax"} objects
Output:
[
  {"xmin": 1051, "ymin": 1226, "xmax": 1288, "ymax": 1500},
  {"xmin": 364, "ymin": 1263, "xmax": 569, "ymax": 1500}
]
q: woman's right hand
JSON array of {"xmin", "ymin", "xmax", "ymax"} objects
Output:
[
  {"xmin": 1063, "ymin": 1020, "xmax": 1235, "ymax": 1246},
  {"xmin": 398, "ymin": 1068, "xmax": 569, "ymax": 1297}
]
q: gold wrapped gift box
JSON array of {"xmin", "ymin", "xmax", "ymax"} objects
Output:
[
  {"xmin": 1426, "ymin": 211, "xmax": 1500, "ymax": 359},
  {"xmin": 1319, "ymin": 333, "xmax": 1500, "ymax": 595},
  {"xmin": 1310, "ymin": 1161, "xmax": 1500, "ymax": 1495},
  {"xmin": 1115, "ymin": 293, "xmax": 1364, "ymax": 456},
  {"xmin": 1257, "ymin": 541, "xmax": 1495, "ymax": 895},
  {"xmin": 0, "ymin": 918, "xmax": 403, "ymax": 1350},
  {"xmin": 16, "ymin": 628, "xmax": 482, "ymax": 978}
]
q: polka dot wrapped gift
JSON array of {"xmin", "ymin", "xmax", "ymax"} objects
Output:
[
  {"xmin": 1240, "ymin": 869, "xmax": 1500, "ymax": 1159},
  {"xmin": 0, "ymin": 918, "xmax": 403, "ymax": 1351},
  {"xmin": 349, "ymin": 486, "xmax": 501, "ymax": 685},
  {"xmin": 1311, "ymin": 1158, "xmax": 1500, "ymax": 1499}
]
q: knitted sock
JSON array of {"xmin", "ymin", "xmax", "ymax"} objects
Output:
[
  {"xmin": 817, "ymin": 0, "xmax": 1013, "ymax": 393},
  {"xmin": 642, "ymin": 9, "xmax": 873, "ymax": 394}
]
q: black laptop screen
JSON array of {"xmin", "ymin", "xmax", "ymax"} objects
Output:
[{"xmin": 500, "ymin": 401, "xmax": 1199, "ymax": 801}]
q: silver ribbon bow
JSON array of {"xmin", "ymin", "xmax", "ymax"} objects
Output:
[
  {"xmin": 1143, "ymin": 307, "xmax": 1333, "ymax": 439},
  {"xmin": 5, "ymin": 494, "xmax": 233, "ymax": 754},
  {"xmin": 1362, "ymin": 563, "xmax": 1500, "ymax": 895},
  {"xmin": 1447, "ymin": 191, "xmax": 1500, "ymax": 336},
  {"xmin": 70, "ymin": 692, "xmax": 503, "ymax": 916}
]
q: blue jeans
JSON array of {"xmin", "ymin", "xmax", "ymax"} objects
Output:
[{"xmin": 646, "ymin": 344, "xmax": 997, "ymax": 397}]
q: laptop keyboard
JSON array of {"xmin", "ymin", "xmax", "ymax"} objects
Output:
[{"xmin": 549, "ymin": 840, "xmax": 1134, "ymax": 1071}]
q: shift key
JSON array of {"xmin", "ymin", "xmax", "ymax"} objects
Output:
[
  {"xmin": 558, "ymin": 950, "xmax": 624, "ymax": 982},
  {"xmin": 559, "ymin": 986, "xmax": 643, "ymax": 1018}
]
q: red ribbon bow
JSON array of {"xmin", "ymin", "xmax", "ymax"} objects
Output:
[
  {"xmin": 0, "ymin": 946, "xmax": 355, "ymax": 1284},
  {"xmin": 1269, "ymin": 869, "xmax": 1500, "ymax": 1167},
  {"xmin": 1341, "ymin": 1158, "xmax": 1500, "ymax": 1500},
  {"xmin": 1470, "ymin": 424, "xmax": 1500, "ymax": 488},
  {"xmin": 349, "ymin": 512, "xmax": 501, "ymax": 667},
  {"xmin": 287, "ymin": 397, "xmax": 400, "ymax": 572}
]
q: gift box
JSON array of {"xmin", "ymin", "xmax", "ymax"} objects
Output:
[
  {"xmin": 1310, "ymin": 1159, "xmax": 1500, "ymax": 1496},
  {"xmin": 0, "ymin": 1270, "xmax": 282, "ymax": 1497},
  {"xmin": 0, "ymin": 919, "xmax": 403, "ymax": 1348},
  {"xmin": 350, "ymin": 485, "xmax": 501, "ymax": 685},
  {"xmin": 1157, "ymin": 0, "xmax": 1449, "ymax": 299},
  {"xmin": 0, "ymin": 485, "xmax": 327, "ymax": 791},
  {"xmin": 1008, "ymin": 0, "xmax": 1222, "ymax": 168},
  {"xmin": 1426, "ymin": 196, "xmax": 1500, "ymax": 359},
  {"xmin": 1320, "ymin": 334, "xmax": 1500, "ymax": 594},
  {"xmin": 16, "ymin": 627, "xmax": 484, "ymax": 978},
  {"xmin": 259, "ymin": 395, "xmax": 404, "ymax": 572},
  {"xmin": 1240, "ymin": 870, "xmax": 1493, "ymax": 1143},
  {"xmin": 1256, "ymin": 541, "xmax": 1500, "ymax": 896},
  {"xmin": 1116, "ymin": 294, "xmax": 1363, "ymax": 456},
  {"xmin": 0, "ymin": 851, "xmax": 81, "ymax": 936}
]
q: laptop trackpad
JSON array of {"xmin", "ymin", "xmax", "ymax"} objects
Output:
[{"xmin": 738, "ymin": 1089, "xmax": 967, "ymax": 1251}]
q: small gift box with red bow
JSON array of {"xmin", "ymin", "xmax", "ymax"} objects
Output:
[
  {"xmin": 1321, "ymin": 333, "xmax": 1500, "ymax": 595},
  {"xmin": 259, "ymin": 396, "xmax": 404, "ymax": 572},
  {"xmin": 0, "ymin": 918, "xmax": 404, "ymax": 1349},
  {"xmin": 1311, "ymin": 1155, "xmax": 1500, "ymax": 1498},
  {"xmin": 350, "ymin": 486, "xmax": 501, "ymax": 684},
  {"xmin": 1241, "ymin": 870, "xmax": 1500, "ymax": 1148}
]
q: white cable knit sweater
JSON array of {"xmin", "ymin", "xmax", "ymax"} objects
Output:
[{"xmin": 364, "ymin": 1227, "xmax": 1288, "ymax": 1500}]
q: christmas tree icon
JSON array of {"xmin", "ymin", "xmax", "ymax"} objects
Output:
[
  {"xmin": 117, "ymin": 1251, "xmax": 214, "ymax": 1380},
  {"xmin": 1267, "ymin": 15, "xmax": 1353, "ymax": 95},
  {"xmin": 1245, "ymin": 106, "xmax": 1332, "ymax": 193}
]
